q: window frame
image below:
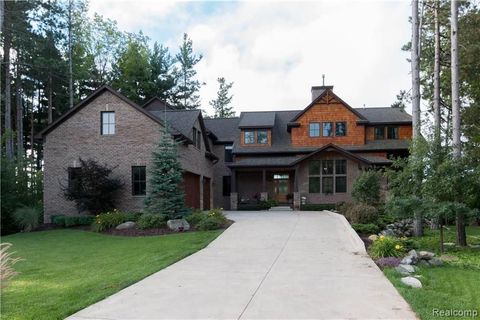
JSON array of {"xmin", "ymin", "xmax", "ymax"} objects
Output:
[
  {"xmin": 256, "ymin": 130, "xmax": 268, "ymax": 144},
  {"xmin": 309, "ymin": 122, "xmax": 321, "ymax": 137},
  {"xmin": 131, "ymin": 166, "xmax": 146, "ymax": 196},
  {"xmin": 374, "ymin": 126, "xmax": 385, "ymax": 140},
  {"xmin": 335, "ymin": 121, "xmax": 347, "ymax": 136},
  {"xmin": 308, "ymin": 159, "xmax": 347, "ymax": 194},
  {"xmin": 224, "ymin": 144, "xmax": 233, "ymax": 162},
  {"xmin": 101, "ymin": 111, "xmax": 115, "ymax": 135},
  {"xmin": 322, "ymin": 122, "xmax": 333, "ymax": 137},
  {"xmin": 244, "ymin": 131, "xmax": 255, "ymax": 144},
  {"xmin": 387, "ymin": 126, "xmax": 399, "ymax": 140}
]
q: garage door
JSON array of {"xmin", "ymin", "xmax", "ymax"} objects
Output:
[
  {"xmin": 203, "ymin": 177, "xmax": 211, "ymax": 210},
  {"xmin": 183, "ymin": 172, "xmax": 200, "ymax": 209}
]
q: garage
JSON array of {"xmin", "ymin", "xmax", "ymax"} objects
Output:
[{"xmin": 183, "ymin": 171, "xmax": 200, "ymax": 209}]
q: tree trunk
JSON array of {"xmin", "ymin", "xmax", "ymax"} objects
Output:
[
  {"xmin": 68, "ymin": 0, "xmax": 73, "ymax": 109},
  {"xmin": 451, "ymin": 0, "xmax": 466, "ymax": 246},
  {"xmin": 433, "ymin": 0, "xmax": 441, "ymax": 147},
  {"xmin": 16, "ymin": 60, "xmax": 24, "ymax": 159},
  {"xmin": 3, "ymin": 12, "xmax": 14, "ymax": 160},
  {"xmin": 411, "ymin": 0, "xmax": 421, "ymax": 139},
  {"xmin": 48, "ymin": 73, "xmax": 53, "ymax": 124}
]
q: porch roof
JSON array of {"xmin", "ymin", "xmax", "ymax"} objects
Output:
[{"xmin": 228, "ymin": 156, "xmax": 298, "ymax": 168}]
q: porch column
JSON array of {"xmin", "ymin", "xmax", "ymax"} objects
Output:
[
  {"xmin": 260, "ymin": 169, "xmax": 268, "ymax": 201},
  {"xmin": 230, "ymin": 169, "xmax": 238, "ymax": 210},
  {"xmin": 293, "ymin": 165, "xmax": 301, "ymax": 211}
]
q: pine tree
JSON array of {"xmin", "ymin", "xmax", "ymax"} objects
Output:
[
  {"xmin": 144, "ymin": 126, "xmax": 186, "ymax": 218},
  {"xmin": 210, "ymin": 77, "xmax": 235, "ymax": 118},
  {"xmin": 146, "ymin": 42, "xmax": 176, "ymax": 102}
]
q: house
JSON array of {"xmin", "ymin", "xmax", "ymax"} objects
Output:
[{"xmin": 38, "ymin": 84, "xmax": 411, "ymax": 221}]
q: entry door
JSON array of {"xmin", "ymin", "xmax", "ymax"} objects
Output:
[{"xmin": 273, "ymin": 173, "xmax": 290, "ymax": 203}]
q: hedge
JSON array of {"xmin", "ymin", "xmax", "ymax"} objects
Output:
[
  {"xmin": 300, "ymin": 204, "xmax": 336, "ymax": 211},
  {"xmin": 51, "ymin": 215, "xmax": 95, "ymax": 227}
]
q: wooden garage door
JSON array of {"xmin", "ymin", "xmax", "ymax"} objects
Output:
[
  {"xmin": 183, "ymin": 172, "xmax": 200, "ymax": 209},
  {"xmin": 203, "ymin": 177, "xmax": 211, "ymax": 210}
]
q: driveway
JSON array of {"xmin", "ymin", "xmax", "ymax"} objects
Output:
[{"xmin": 68, "ymin": 211, "xmax": 416, "ymax": 320}]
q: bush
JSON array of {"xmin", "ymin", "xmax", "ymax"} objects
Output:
[
  {"xmin": 369, "ymin": 236, "xmax": 405, "ymax": 258},
  {"xmin": 137, "ymin": 214, "xmax": 167, "ymax": 229},
  {"xmin": 92, "ymin": 210, "xmax": 130, "ymax": 232},
  {"xmin": 52, "ymin": 215, "xmax": 97, "ymax": 227},
  {"xmin": 351, "ymin": 223, "xmax": 380, "ymax": 234},
  {"xmin": 259, "ymin": 199, "xmax": 278, "ymax": 210},
  {"xmin": 344, "ymin": 203, "xmax": 378, "ymax": 224},
  {"xmin": 194, "ymin": 209, "xmax": 229, "ymax": 231},
  {"xmin": 185, "ymin": 211, "xmax": 208, "ymax": 226},
  {"xmin": 300, "ymin": 204, "xmax": 336, "ymax": 211},
  {"xmin": 51, "ymin": 215, "xmax": 66, "ymax": 226},
  {"xmin": 12, "ymin": 207, "xmax": 42, "ymax": 232},
  {"xmin": 352, "ymin": 170, "xmax": 381, "ymax": 205}
]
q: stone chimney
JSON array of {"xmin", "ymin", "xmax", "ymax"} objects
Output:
[{"xmin": 311, "ymin": 85, "xmax": 334, "ymax": 101}]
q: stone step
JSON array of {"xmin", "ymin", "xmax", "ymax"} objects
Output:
[{"xmin": 269, "ymin": 206, "xmax": 293, "ymax": 211}]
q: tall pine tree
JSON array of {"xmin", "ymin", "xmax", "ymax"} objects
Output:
[
  {"xmin": 144, "ymin": 126, "xmax": 186, "ymax": 218},
  {"xmin": 210, "ymin": 77, "xmax": 235, "ymax": 118},
  {"xmin": 146, "ymin": 42, "xmax": 176, "ymax": 102}
]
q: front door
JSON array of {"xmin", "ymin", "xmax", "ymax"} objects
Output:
[{"xmin": 273, "ymin": 173, "xmax": 290, "ymax": 203}]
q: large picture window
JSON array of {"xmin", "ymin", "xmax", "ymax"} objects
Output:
[
  {"xmin": 308, "ymin": 159, "xmax": 347, "ymax": 194},
  {"xmin": 132, "ymin": 166, "xmax": 146, "ymax": 196},
  {"xmin": 309, "ymin": 123, "xmax": 320, "ymax": 137},
  {"xmin": 101, "ymin": 111, "xmax": 115, "ymax": 135},
  {"xmin": 322, "ymin": 122, "xmax": 333, "ymax": 137}
]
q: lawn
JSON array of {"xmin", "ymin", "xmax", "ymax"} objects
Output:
[
  {"xmin": 384, "ymin": 226, "xmax": 480, "ymax": 320},
  {"xmin": 1, "ymin": 229, "xmax": 222, "ymax": 320}
]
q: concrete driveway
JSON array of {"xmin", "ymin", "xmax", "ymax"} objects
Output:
[{"xmin": 68, "ymin": 211, "xmax": 416, "ymax": 320}]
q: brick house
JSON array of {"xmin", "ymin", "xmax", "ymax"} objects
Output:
[{"xmin": 38, "ymin": 84, "xmax": 411, "ymax": 221}]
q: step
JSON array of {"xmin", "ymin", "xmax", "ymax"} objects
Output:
[{"xmin": 269, "ymin": 206, "xmax": 293, "ymax": 211}]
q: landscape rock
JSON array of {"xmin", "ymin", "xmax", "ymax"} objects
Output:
[
  {"xmin": 368, "ymin": 234, "xmax": 378, "ymax": 241},
  {"xmin": 418, "ymin": 251, "xmax": 435, "ymax": 260},
  {"xmin": 428, "ymin": 258, "xmax": 443, "ymax": 266},
  {"xmin": 167, "ymin": 219, "xmax": 190, "ymax": 232},
  {"xmin": 401, "ymin": 256, "xmax": 414, "ymax": 265},
  {"xmin": 418, "ymin": 260, "xmax": 430, "ymax": 267},
  {"xmin": 401, "ymin": 276, "xmax": 422, "ymax": 288},
  {"xmin": 380, "ymin": 229, "xmax": 395, "ymax": 237},
  {"xmin": 395, "ymin": 264, "xmax": 416, "ymax": 275},
  {"xmin": 380, "ymin": 218, "xmax": 414, "ymax": 238},
  {"xmin": 116, "ymin": 221, "xmax": 136, "ymax": 230}
]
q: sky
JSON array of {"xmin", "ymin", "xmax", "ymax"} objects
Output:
[{"xmin": 89, "ymin": 0, "xmax": 413, "ymax": 116}]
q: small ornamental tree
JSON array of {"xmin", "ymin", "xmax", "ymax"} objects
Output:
[
  {"xmin": 144, "ymin": 127, "xmax": 186, "ymax": 218},
  {"xmin": 62, "ymin": 158, "xmax": 123, "ymax": 214},
  {"xmin": 352, "ymin": 170, "xmax": 382, "ymax": 205}
]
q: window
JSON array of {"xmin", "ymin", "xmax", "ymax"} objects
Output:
[
  {"xmin": 257, "ymin": 130, "xmax": 268, "ymax": 144},
  {"xmin": 101, "ymin": 111, "xmax": 115, "ymax": 135},
  {"xmin": 222, "ymin": 176, "xmax": 231, "ymax": 196},
  {"xmin": 192, "ymin": 128, "xmax": 197, "ymax": 145},
  {"xmin": 224, "ymin": 145, "xmax": 233, "ymax": 162},
  {"xmin": 309, "ymin": 123, "xmax": 320, "ymax": 137},
  {"xmin": 335, "ymin": 122, "xmax": 347, "ymax": 136},
  {"xmin": 323, "ymin": 122, "xmax": 333, "ymax": 137},
  {"xmin": 308, "ymin": 159, "xmax": 347, "ymax": 194},
  {"xmin": 374, "ymin": 126, "xmax": 385, "ymax": 140},
  {"xmin": 132, "ymin": 166, "xmax": 146, "ymax": 196},
  {"xmin": 244, "ymin": 131, "xmax": 255, "ymax": 144},
  {"xmin": 196, "ymin": 129, "xmax": 201, "ymax": 149},
  {"xmin": 273, "ymin": 174, "xmax": 289, "ymax": 180},
  {"xmin": 387, "ymin": 126, "xmax": 399, "ymax": 139},
  {"xmin": 68, "ymin": 167, "xmax": 82, "ymax": 189}
]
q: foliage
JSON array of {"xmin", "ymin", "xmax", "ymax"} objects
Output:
[
  {"xmin": 51, "ymin": 215, "xmax": 95, "ymax": 227},
  {"xmin": 385, "ymin": 196, "xmax": 425, "ymax": 220},
  {"xmin": 376, "ymin": 257, "xmax": 402, "ymax": 268},
  {"xmin": 144, "ymin": 127, "xmax": 186, "ymax": 219},
  {"xmin": 146, "ymin": 42, "xmax": 177, "ymax": 103},
  {"xmin": 344, "ymin": 203, "xmax": 378, "ymax": 224},
  {"xmin": 0, "ymin": 243, "xmax": 22, "ymax": 288},
  {"xmin": 351, "ymin": 223, "xmax": 380, "ymax": 235},
  {"xmin": 187, "ymin": 209, "xmax": 228, "ymax": 231},
  {"xmin": 1, "ymin": 229, "xmax": 222, "ymax": 319},
  {"xmin": 369, "ymin": 236, "xmax": 405, "ymax": 258},
  {"xmin": 62, "ymin": 158, "xmax": 123, "ymax": 214},
  {"xmin": 137, "ymin": 214, "xmax": 168, "ymax": 229},
  {"xmin": 12, "ymin": 207, "xmax": 42, "ymax": 232},
  {"xmin": 185, "ymin": 211, "xmax": 209, "ymax": 227},
  {"xmin": 351, "ymin": 170, "xmax": 382, "ymax": 205},
  {"xmin": 92, "ymin": 210, "xmax": 131, "ymax": 232},
  {"xmin": 300, "ymin": 204, "xmax": 336, "ymax": 211},
  {"xmin": 258, "ymin": 199, "xmax": 278, "ymax": 210},
  {"xmin": 210, "ymin": 77, "xmax": 235, "ymax": 118}
]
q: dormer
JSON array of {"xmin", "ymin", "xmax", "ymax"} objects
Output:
[{"xmin": 238, "ymin": 112, "xmax": 275, "ymax": 147}]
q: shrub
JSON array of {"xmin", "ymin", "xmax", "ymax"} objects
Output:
[
  {"xmin": 137, "ymin": 214, "xmax": 167, "ymax": 229},
  {"xmin": 352, "ymin": 170, "xmax": 381, "ymax": 205},
  {"xmin": 376, "ymin": 257, "xmax": 402, "ymax": 268},
  {"xmin": 258, "ymin": 199, "xmax": 278, "ymax": 210},
  {"xmin": 0, "ymin": 243, "xmax": 22, "ymax": 288},
  {"xmin": 62, "ymin": 158, "xmax": 123, "ymax": 214},
  {"xmin": 300, "ymin": 204, "xmax": 336, "ymax": 211},
  {"xmin": 351, "ymin": 223, "xmax": 380, "ymax": 234},
  {"xmin": 195, "ymin": 209, "xmax": 229, "ymax": 231},
  {"xmin": 92, "ymin": 210, "xmax": 129, "ymax": 232},
  {"xmin": 344, "ymin": 203, "xmax": 378, "ymax": 224},
  {"xmin": 369, "ymin": 236, "xmax": 405, "ymax": 258},
  {"xmin": 185, "ymin": 211, "xmax": 208, "ymax": 226},
  {"xmin": 12, "ymin": 207, "xmax": 42, "ymax": 232},
  {"xmin": 51, "ymin": 215, "xmax": 66, "ymax": 226},
  {"xmin": 65, "ymin": 216, "xmax": 96, "ymax": 227}
]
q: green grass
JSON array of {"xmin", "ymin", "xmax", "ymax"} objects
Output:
[
  {"xmin": 1, "ymin": 229, "xmax": 222, "ymax": 320},
  {"xmin": 383, "ymin": 226, "xmax": 480, "ymax": 320}
]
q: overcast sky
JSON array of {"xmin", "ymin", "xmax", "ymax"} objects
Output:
[{"xmin": 89, "ymin": 0, "xmax": 413, "ymax": 116}]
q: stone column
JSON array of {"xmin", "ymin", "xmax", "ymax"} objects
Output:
[
  {"xmin": 230, "ymin": 192, "xmax": 238, "ymax": 210},
  {"xmin": 293, "ymin": 192, "xmax": 301, "ymax": 211}
]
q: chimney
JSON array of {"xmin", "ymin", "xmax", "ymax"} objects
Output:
[{"xmin": 311, "ymin": 85, "xmax": 334, "ymax": 101}]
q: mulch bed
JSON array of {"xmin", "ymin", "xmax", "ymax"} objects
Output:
[{"xmin": 102, "ymin": 226, "xmax": 196, "ymax": 237}]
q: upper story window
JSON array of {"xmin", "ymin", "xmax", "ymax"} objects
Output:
[
  {"xmin": 192, "ymin": 128, "xmax": 201, "ymax": 149},
  {"xmin": 387, "ymin": 126, "xmax": 399, "ymax": 139},
  {"xmin": 257, "ymin": 131, "xmax": 268, "ymax": 144},
  {"xmin": 132, "ymin": 166, "xmax": 146, "ymax": 196},
  {"xmin": 244, "ymin": 131, "xmax": 255, "ymax": 144},
  {"xmin": 224, "ymin": 144, "xmax": 233, "ymax": 162},
  {"xmin": 335, "ymin": 122, "xmax": 347, "ymax": 136},
  {"xmin": 101, "ymin": 111, "xmax": 115, "ymax": 135},
  {"xmin": 374, "ymin": 126, "xmax": 385, "ymax": 140},
  {"xmin": 322, "ymin": 122, "xmax": 333, "ymax": 137},
  {"xmin": 309, "ymin": 123, "xmax": 320, "ymax": 137}
]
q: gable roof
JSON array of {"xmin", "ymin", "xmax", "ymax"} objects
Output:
[
  {"xmin": 291, "ymin": 88, "xmax": 368, "ymax": 122},
  {"xmin": 355, "ymin": 107, "xmax": 412, "ymax": 124},
  {"xmin": 238, "ymin": 111, "xmax": 276, "ymax": 128},
  {"xmin": 290, "ymin": 143, "xmax": 372, "ymax": 166},
  {"xmin": 36, "ymin": 85, "xmax": 167, "ymax": 139}
]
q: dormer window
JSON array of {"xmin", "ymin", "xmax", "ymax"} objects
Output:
[
  {"xmin": 322, "ymin": 122, "xmax": 333, "ymax": 137},
  {"xmin": 101, "ymin": 111, "xmax": 115, "ymax": 135},
  {"xmin": 244, "ymin": 131, "xmax": 255, "ymax": 144},
  {"xmin": 257, "ymin": 131, "xmax": 268, "ymax": 144},
  {"xmin": 309, "ymin": 123, "xmax": 320, "ymax": 137}
]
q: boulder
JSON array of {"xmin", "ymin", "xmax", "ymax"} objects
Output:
[
  {"xmin": 401, "ymin": 276, "xmax": 422, "ymax": 288},
  {"xmin": 429, "ymin": 258, "xmax": 443, "ymax": 266},
  {"xmin": 116, "ymin": 221, "xmax": 136, "ymax": 230},
  {"xmin": 368, "ymin": 234, "xmax": 378, "ymax": 241},
  {"xmin": 167, "ymin": 219, "xmax": 190, "ymax": 232},
  {"xmin": 380, "ymin": 229, "xmax": 395, "ymax": 237},
  {"xmin": 401, "ymin": 256, "xmax": 414, "ymax": 265},
  {"xmin": 419, "ymin": 251, "xmax": 435, "ymax": 260},
  {"xmin": 395, "ymin": 264, "xmax": 416, "ymax": 275},
  {"xmin": 418, "ymin": 260, "xmax": 431, "ymax": 267},
  {"xmin": 408, "ymin": 249, "xmax": 418, "ymax": 259}
]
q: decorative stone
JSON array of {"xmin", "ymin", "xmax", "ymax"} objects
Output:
[
  {"xmin": 401, "ymin": 276, "xmax": 422, "ymax": 288},
  {"xmin": 116, "ymin": 221, "xmax": 136, "ymax": 230},
  {"xmin": 419, "ymin": 251, "xmax": 435, "ymax": 260},
  {"xmin": 428, "ymin": 258, "xmax": 443, "ymax": 266},
  {"xmin": 380, "ymin": 229, "xmax": 395, "ymax": 237},
  {"xmin": 395, "ymin": 264, "xmax": 416, "ymax": 274},
  {"xmin": 418, "ymin": 260, "xmax": 430, "ymax": 267},
  {"xmin": 407, "ymin": 249, "xmax": 418, "ymax": 259},
  {"xmin": 368, "ymin": 234, "xmax": 378, "ymax": 241},
  {"xmin": 167, "ymin": 219, "xmax": 190, "ymax": 232}
]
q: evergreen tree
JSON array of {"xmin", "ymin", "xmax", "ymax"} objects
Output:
[
  {"xmin": 173, "ymin": 33, "xmax": 203, "ymax": 109},
  {"xmin": 146, "ymin": 42, "xmax": 176, "ymax": 103},
  {"xmin": 144, "ymin": 126, "xmax": 186, "ymax": 218},
  {"xmin": 210, "ymin": 77, "xmax": 235, "ymax": 118}
]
